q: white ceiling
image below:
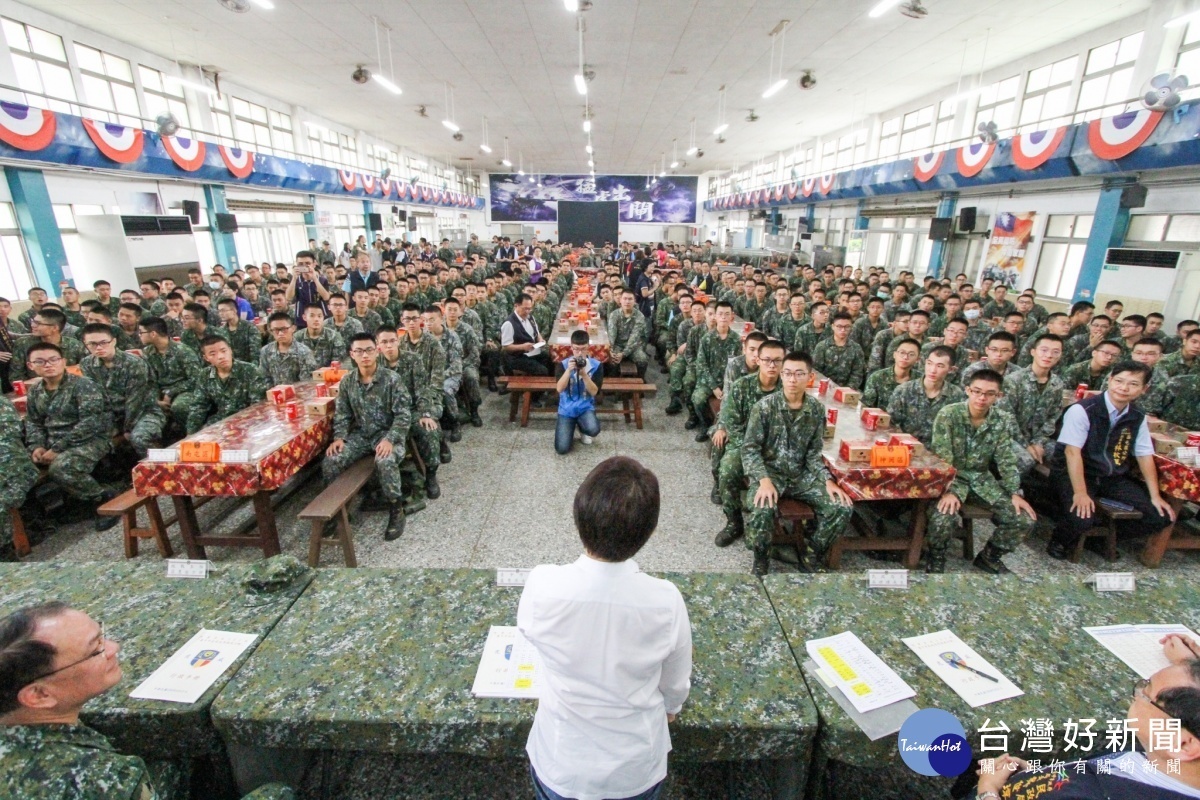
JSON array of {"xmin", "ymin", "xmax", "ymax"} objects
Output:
[{"xmin": 22, "ymin": 0, "xmax": 1151, "ymax": 175}]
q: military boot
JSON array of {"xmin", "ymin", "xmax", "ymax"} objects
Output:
[
  {"xmin": 439, "ymin": 439, "xmax": 452, "ymax": 464},
  {"xmin": 684, "ymin": 410, "xmax": 701, "ymax": 430},
  {"xmin": 926, "ymin": 547, "xmax": 948, "ymax": 574},
  {"xmin": 470, "ymin": 403, "xmax": 483, "ymax": 428},
  {"xmin": 425, "ymin": 468, "xmax": 441, "ymax": 500},
  {"xmin": 714, "ymin": 516, "xmax": 743, "ymax": 548},
  {"xmin": 384, "ymin": 504, "xmax": 407, "ymax": 541},
  {"xmin": 449, "ymin": 421, "xmax": 463, "ymax": 443},
  {"xmin": 972, "ymin": 542, "xmax": 1011, "ymax": 575},
  {"xmin": 752, "ymin": 551, "xmax": 770, "ymax": 577},
  {"xmin": 665, "ymin": 394, "xmax": 684, "ymax": 416}
]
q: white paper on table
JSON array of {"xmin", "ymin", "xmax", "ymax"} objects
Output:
[
  {"xmin": 805, "ymin": 631, "xmax": 916, "ymax": 714},
  {"xmin": 903, "ymin": 629, "xmax": 1023, "ymax": 708},
  {"xmin": 129, "ymin": 629, "xmax": 258, "ymax": 704},
  {"xmin": 1084, "ymin": 624, "xmax": 1200, "ymax": 679},
  {"xmin": 471, "ymin": 625, "xmax": 544, "ymax": 699}
]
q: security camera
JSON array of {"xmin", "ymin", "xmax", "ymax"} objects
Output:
[
  {"xmin": 696, "ymin": 148, "xmax": 705, "ymax": 158},
  {"xmin": 452, "ymin": 131, "xmax": 464, "ymax": 141},
  {"xmin": 799, "ymin": 70, "xmax": 817, "ymax": 90},
  {"xmin": 352, "ymin": 65, "xmax": 371, "ymax": 84}
]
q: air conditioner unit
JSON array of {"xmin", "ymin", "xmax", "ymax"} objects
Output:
[
  {"xmin": 1100, "ymin": 247, "xmax": 1200, "ymax": 326},
  {"xmin": 74, "ymin": 215, "xmax": 201, "ymax": 290}
]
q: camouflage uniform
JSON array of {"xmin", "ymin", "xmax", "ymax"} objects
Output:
[
  {"xmin": 0, "ymin": 723, "xmax": 158, "ymax": 800},
  {"xmin": 16, "ymin": 306, "xmax": 42, "ymax": 330},
  {"xmin": 862, "ymin": 367, "xmax": 913, "ymax": 410},
  {"xmin": 532, "ymin": 301, "xmax": 555, "ymax": 340},
  {"xmin": 812, "ymin": 340, "xmax": 866, "ymax": 390},
  {"xmin": 882, "ymin": 299, "xmax": 910, "ymax": 322},
  {"xmin": 851, "ymin": 316, "xmax": 885, "ymax": 358},
  {"xmin": 186, "ymin": 361, "xmax": 269, "ymax": 434},
  {"xmin": 348, "ymin": 308, "xmax": 384, "ymax": 335},
  {"xmin": 179, "ymin": 325, "xmax": 229, "ymax": 356},
  {"xmin": 867, "ymin": 327, "xmax": 898, "ymax": 374},
  {"xmin": 223, "ymin": 321, "xmax": 263, "ymax": 364},
  {"xmin": 325, "ymin": 367, "xmax": 412, "ymax": 504},
  {"xmin": 327, "ymin": 315, "xmax": 365, "ymax": 344},
  {"xmin": 10, "ymin": 336, "xmax": 86, "ymax": 383},
  {"xmin": 886, "ymin": 379, "xmax": 967, "ymax": 447},
  {"xmin": 920, "ymin": 340, "xmax": 971, "ymax": 383},
  {"xmin": 691, "ymin": 329, "xmax": 742, "ymax": 421},
  {"xmin": 963, "ymin": 323, "xmax": 991, "ymax": 355},
  {"xmin": 436, "ymin": 327, "xmax": 464, "ymax": 421},
  {"xmin": 160, "ymin": 315, "xmax": 185, "ymax": 341},
  {"xmin": 884, "ymin": 333, "xmax": 927, "ymax": 371},
  {"xmin": 959, "ymin": 359, "xmax": 1014, "ymax": 387},
  {"xmin": 769, "ymin": 314, "xmax": 807, "ymax": 349},
  {"xmin": 981, "ymin": 299, "xmax": 1016, "ymax": 320},
  {"xmin": 1000, "ymin": 366, "xmax": 1064, "ymax": 475},
  {"xmin": 667, "ymin": 318, "xmax": 696, "ymax": 395},
  {"xmin": 927, "ymin": 402, "xmax": 1034, "ymax": 555},
  {"xmin": 1161, "ymin": 373, "xmax": 1200, "ymax": 429},
  {"xmin": 1158, "ymin": 350, "xmax": 1200, "ymax": 379},
  {"xmin": 448, "ymin": 320, "xmax": 482, "ymax": 415},
  {"xmin": 1161, "ymin": 334, "xmax": 1183, "ymax": 355},
  {"xmin": 81, "ymin": 350, "xmax": 167, "ymax": 457},
  {"xmin": 259, "ymin": 341, "xmax": 318, "ymax": 386},
  {"xmin": 143, "ymin": 342, "xmax": 203, "ymax": 430},
  {"xmin": 1058, "ymin": 359, "xmax": 1109, "ymax": 392},
  {"xmin": 741, "ymin": 392, "xmax": 853, "ymax": 558},
  {"xmin": 793, "ymin": 323, "xmax": 831, "ymax": 357},
  {"xmin": 24, "ymin": 373, "xmax": 112, "ymax": 501},
  {"xmin": 298, "ymin": 326, "xmax": 346, "ymax": 369},
  {"xmin": 113, "ymin": 326, "xmax": 142, "ymax": 352},
  {"xmin": 395, "ymin": 333, "xmax": 446, "ymax": 479},
  {"xmin": 717, "ymin": 373, "xmax": 780, "ymax": 530},
  {"xmin": 607, "ymin": 309, "xmax": 650, "ymax": 370},
  {"xmin": 0, "ymin": 395, "xmax": 37, "ymax": 550},
  {"xmin": 141, "ymin": 298, "xmax": 168, "ymax": 317}
]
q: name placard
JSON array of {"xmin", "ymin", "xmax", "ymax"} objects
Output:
[
  {"xmin": 166, "ymin": 559, "xmax": 210, "ymax": 579},
  {"xmin": 867, "ymin": 569, "xmax": 909, "ymax": 590},
  {"xmin": 1091, "ymin": 572, "xmax": 1136, "ymax": 593},
  {"xmin": 496, "ymin": 568, "xmax": 531, "ymax": 587}
]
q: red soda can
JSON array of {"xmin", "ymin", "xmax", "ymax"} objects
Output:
[
  {"xmin": 11, "ymin": 380, "xmax": 25, "ymax": 396},
  {"xmin": 826, "ymin": 407, "xmax": 838, "ymax": 426},
  {"xmin": 1188, "ymin": 432, "xmax": 1200, "ymax": 448},
  {"xmin": 315, "ymin": 384, "xmax": 329, "ymax": 398},
  {"xmin": 285, "ymin": 401, "xmax": 300, "ymax": 421},
  {"xmin": 818, "ymin": 378, "xmax": 830, "ymax": 395},
  {"xmin": 1075, "ymin": 383, "xmax": 1088, "ymax": 401}
]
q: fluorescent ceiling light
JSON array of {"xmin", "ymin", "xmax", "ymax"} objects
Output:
[
  {"xmin": 582, "ymin": 119, "xmax": 591, "ymax": 133},
  {"xmin": 249, "ymin": 0, "xmax": 274, "ymax": 8},
  {"xmin": 588, "ymin": 159, "xmax": 594, "ymax": 167},
  {"xmin": 479, "ymin": 144, "xmax": 492, "ymax": 153},
  {"xmin": 585, "ymin": 144, "xmax": 593, "ymax": 153},
  {"xmin": 869, "ymin": 0, "xmax": 903, "ymax": 17},
  {"xmin": 372, "ymin": 74, "xmax": 402, "ymax": 95},
  {"xmin": 442, "ymin": 119, "xmax": 460, "ymax": 132},
  {"xmin": 762, "ymin": 78, "xmax": 788, "ymax": 99},
  {"xmin": 165, "ymin": 75, "xmax": 217, "ymax": 97},
  {"xmin": 713, "ymin": 123, "xmax": 729, "ymax": 135},
  {"xmin": 574, "ymin": 74, "xmax": 588, "ymax": 95},
  {"xmin": 1166, "ymin": 9, "xmax": 1200, "ymax": 27},
  {"xmin": 686, "ymin": 146, "xmax": 698, "ymax": 156},
  {"xmin": 659, "ymin": 170, "xmax": 665, "ymax": 177},
  {"xmin": 564, "ymin": 0, "xmax": 579, "ymax": 10},
  {"xmin": 501, "ymin": 158, "xmax": 512, "ymax": 167},
  {"xmin": 518, "ymin": 168, "xmax": 524, "ymax": 175}
]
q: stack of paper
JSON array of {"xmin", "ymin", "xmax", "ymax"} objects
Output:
[
  {"xmin": 130, "ymin": 629, "xmax": 258, "ymax": 704},
  {"xmin": 471, "ymin": 625, "xmax": 544, "ymax": 699},
  {"xmin": 903, "ymin": 630, "xmax": 1023, "ymax": 708},
  {"xmin": 1084, "ymin": 624, "xmax": 1200, "ymax": 679},
  {"xmin": 805, "ymin": 631, "xmax": 916, "ymax": 713}
]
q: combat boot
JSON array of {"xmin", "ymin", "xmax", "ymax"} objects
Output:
[
  {"xmin": 384, "ymin": 504, "xmax": 407, "ymax": 541},
  {"xmin": 449, "ymin": 422, "xmax": 463, "ymax": 443},
  {"xmin": 470, "ymin": 404, "xmax": 483, "ymax": 428},
  {"xmin": 752, "ymin": 551, "xmax": 770, "ymax": 577},
  {"xmin": 926, "ymin": 547, "xmax": 948, "ymax": 574},
  {"xmin": 439, "ymin": 439, "xmax": 452, "ymax": 464},
  {"xmin": 665, "ymin": 394, "xmax": 684, "ymax": 415},
  {"xmin": 714, "ymin": 516, "xmax": 743, "ymax": 548},
  {"xmin": 684, "ymin": 411, "xmax": 701, "ymax": 430},
  {"xmin": 425, "ymin": 468, "xmax": 441, "ymax": 500},
  {"xmin": 972, "ymin": 542, "xmax": 1011, "ymax": 575}
]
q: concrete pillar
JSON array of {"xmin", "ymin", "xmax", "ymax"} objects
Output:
[
  {"xmin": 928, "ymin": 194, "xmax": 959, "ymax": 278},
  {"xmin": 1073, "ymin": 181, "xmax": 1135, "ymax": 303},
  {"xmin": 4, "ymin": 166, "xmax": 67, "ymax": 289},
  {"xmin": 203, "ymin": 184, "xmax": 237, "ymax": 268}
]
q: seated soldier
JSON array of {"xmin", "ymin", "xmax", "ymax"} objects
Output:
[
  {"xmin": 348, "ymin": 288, "xmax": 384, "ymax": 334},
  {"xmin": 554, "ymin": 330, "xmax": 603, "ymax": 455},
  {"xmin": 443, "ymin": 298, "xmax": 483, "ymax": 428},
  {"xmin": 179, "ymin": 302, "xmax": 228, "ymax": 355},
  {"xmin": 667, "ymin": 300, "xmax": 708, "ymax": 419},
  {"xmin": 80, "ymin": 323, "xmax": 165, "ymax": 459},
  {"xmin": 927, "ymin": 369, "xmax": 1037, "ymax": 574},
  {"xmin": 960, "ymin": 330, "xmax": 1018, "ymax": 385},
  {"xmin": 1001, "ymin": 333, "xmax": 1065, "ymax": 477},
  {"xmin": 1059, "ymin": 338, "xmax": 1122, "ymax": 391},
  {"xmin": 10, "ymin": 309, "xmax": 85, "ymax": 384},
  {"xmin": 325, "ymin": 292, "xmax": 365, "ymax": 344},
  {"xmin": 187, "ymin": 336, "xmax": 269, "ymax": 434},
  {"xmin": 0, "ymin": 395, "xmax": 37, "ymax": 562},
  {"xmin": 398, "ymin": 303, "xmax": 449, "ymax": 464},
  {"xmin": 606, "ymin": 288, "xmax": 650, "ymax": 379},
  {"xmin": 218, "ymin": 297, "xmax": 262, "ymax": 364},
  {"xmin": 741, "ymin": 351, "xmax": 854, "ymax": 575},
  {"xmin": 376, "ymin": 326, "xmax": 442, "ymax": 501},
  {"xmin": 862, "ymin": 337, "xmax": 919, "ymax": 409},
  {"xmin": 1161, "ymin": 372, "xmax": 1200, "ymax": 430},
  {"xmin": 298, "ymin": 304, "xmax": 345, "ymax": 369},
  {"xmin": 22, "ymin": 343, "xmax": 116, "ymax": 531},
  {"xmin": 887, "ymin": 346, "xmax": 967, "ymax": 447},
  {"xmin": 812, "ymin": 312, "xmax": 866, "ymax": 390},
  {"xmin": 422, "ymin": 305, "xmax": 463, "ymax": 454},
  {"xmin": 138, "ymin": 317, "xmax": 202, "ymax": 435},
  {"xmin": 0, "ymin": 603, "xmax": 295, "ymax": 799},
  {"xmin": 325, "ymin": 333, "xmax": 411, "ymax": 541},
  {"xmin": 709, "ymin": 331, "xmax": 766, "ymax": 502},
  {"xmin": 259, "ymin": 312, "xmax": 318, "ymax": 386},
  {"xmin": 1047, "ymin": 361, "xmax": 1177, "ymax": 560},
  {"xmin": 690, "ymin": 300, "xmax": 741, "ymax": 443}
]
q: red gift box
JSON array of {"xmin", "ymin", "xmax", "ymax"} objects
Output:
[
  {"xmin": 834, "ymin": 387, "xmax": 860, "ymax": 404},
  {"xmin": 268, "ymin": 385, "xmax": 296, "ymax": 405}
]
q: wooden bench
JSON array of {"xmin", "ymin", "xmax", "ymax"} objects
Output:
[
  {"xmin": 772, "ymin": 499, "xmax": 814, "ymax": 547},
  {"xmin": 500, "ymin": 375, "xmax": 657, "ymax": 429},
  {"xmin": 11, "ymin": 509, "xmax": 29, "ymax": 557},
  {"xmin": 958, "ymin": 503, "xmax": 993, "ymax": 560},
  {"xmin": 97, "ymin": 490, "xmax": 217, "ymax": 559},
  {"xmin": 1073, "ymin": 502, "xmax": 1139, "ymax": 564},
  {"xmin": 301, "ymin": 457, "xmax": 375, "ymax": 568}
]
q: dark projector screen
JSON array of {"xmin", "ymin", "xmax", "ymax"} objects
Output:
[{"xmin": 558, "ymin": 201, "xmax": 618, "ymax": 247}]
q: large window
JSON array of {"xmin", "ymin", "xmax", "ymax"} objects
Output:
[
  {"xmin": 138, "ymin": 66, "xmax": 191, "ymax": 135},
  {"xmin": 836, "ymin": 130, "xmax": 868, "ymax": 169},
  {"xmin": 1126, "ymin": 213, "xmax": 1200, "ymax": 244},
  {"xmin": 73, "ymin": 44, "xmax": 140, "ymax": 126},
  {"xmin": 1175, "ymin": 23, "xmax": 1200, "ymax": 104},
  {"xmin": 819, "ymin": 140, "xmax": 837, "ymax": 173},
  {"xmin": 307, "ymin": 125, "xmax": 358, "ymax": 169},
  {"xmin": 974, "ymin": 76, "xmax": 1020, "ymax": 136},
  {"xmin": 899, "ymin": 105, "xmax": 935, "ymax": 154},
  {"xmin": 211, "ymin": 95, "xmax": 295, "ymax": 156},
  {"xmin": 1075, "ymin": 32, "xmax": 1143, "ymax": 121},
  {"xmin": 1033, "ymin": 214, "xmax": 1093, "ymax": 299},
  {"xmin": 1, "ymin": 18, "xmax": 78, "ymax": 112},
  {"xmin": 0, "ymin": 203, "xmax": 32, "ymax": 300},
  {"xmin": 934, "ymin": 99, "xmax": 957, "ymax": 145},
  {"xmin": 1019, "ymin": 55, "xmax": 1078, "ymax": 131},
  {"xmin": 878, "ymin": 116, "xmax": 901, "ymax": 159}
]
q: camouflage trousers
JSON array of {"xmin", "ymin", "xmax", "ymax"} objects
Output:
[
  {"xmin": 459, "ymin": 365, "xmax": 482, "ymax": 411},
  {"xmin": 166, "ymin": 392, "xmax": 202, "ymax": 430},
  {"xmin": 0, "ymin": 472, "xmax": 37, "ymax": 549},
  {"xmin": 717, "ymin": 446, "xmax": 748, "ymax": 526},
  {"xmin": 668, "ymin": 356, "xmax": 688, "ymax": 394},
  {"xmin": 743, "ymin": 481, "xmax": 853, "ymax": 557},
  {"xmin": 927, "ymin": 487, "xmax": 1035, "ymax": 555},
  {"xmin": 322, "ymin": 433, "xmax": 404, "ymax": 504},
  {"xmin": 405, "ymin": 422, "xmax": 442, "ymax": 497},
  {"xmin": 691, "ymin": 382, "xmax": 717, "ymax": 425},
  {"xmin": 47, "ymin": 438, "xmax": 111, "ymax": 501},
  {"xmin": 121, "ymin": 412, "xmax": 167, "ymax": 458},
  {"xmin": 1013, "ymin": 441, "xmax": 1056, "ymax": 477}
]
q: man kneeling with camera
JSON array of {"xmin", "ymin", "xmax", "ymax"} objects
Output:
[{"xmin": 555, "ymin": 330, "xmax": 603, "ymax": 455}]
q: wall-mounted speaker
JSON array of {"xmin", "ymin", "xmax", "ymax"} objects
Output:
[
  {"xmin": 368, "ymin": 213, "xmax": 383, "ymax": 231},
  {"xmin": 181, "ymin": 200, "xmax": 200, "ymax": 225},
  {"xmin": 215, "ymin": 213, "xmax": 238, "ymax": 233},
  {"xmin": 958, "ymin": 207, "xmax": 977, "ymax": 232},
  {"xmin": 1120, "ymin": 184, "xmax": 1148, "ymax": 209}
]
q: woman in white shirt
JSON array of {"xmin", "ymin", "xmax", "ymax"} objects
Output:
[{"xmin": 517, "ymin": 456, "xmax": 692, "ymax": 800}]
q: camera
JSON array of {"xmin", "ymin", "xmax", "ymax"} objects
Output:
[{"xmin": 574, "ymin": 356, "xmax": 587, "ymax": 371}]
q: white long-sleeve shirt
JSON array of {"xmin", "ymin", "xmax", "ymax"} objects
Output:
[{"xmin": 517, "ymin": 556, "xmax": 692, "ymax": 800}]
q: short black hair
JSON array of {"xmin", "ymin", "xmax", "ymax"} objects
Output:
[
  {"xmin": 348, "ymin": 332, "xmax": 376, "ymax": 347},
  {"xmin": 986, "ymin": 331, "xmax": 1017, "ymax": 347},
  {"xmin": 1133, "ymin": 337, "xmax": 1164, "ymax": 352},
  {"xmin": 745, "ymin": 330, "xmax": 769, "ymax": 346},
  {"xmin": 26, "ymin": 341, "xmax": 62, "ymax": 360},
  {"xmin": 200, "ymin": 335, "xmax": 230, "ymax": 351},
  {"xmin": 573, "ymin": 456, "xmax": 660, "ymax": 561},
  {"xmin": 570, "ymin": 329, "xmax": 590, "ymax": 346},
  {"xmin": 266, "ymin": 311, "xmax": 293, "ymax": 326},
  {"xmin": 1110, "ymin": 360, "xmax": 1152, "ymax": 383},
  {"xmin": 81, "ymin": 322, "xmax": 115, "ymax": 340},
  {"xmin": 1069, "ymin": 301, "xmax": 1095, "ymax": 315},
  {"xmin": 1123, "ymin": 314, "xmax": 1147, "ymax": 329},
  {"xmin": 967, "ymin": 368, "xmax": 1004, "ymax": 389},
  {"xmin": 0, "ymin": 602, "xmax": 70, "ymax": 714},
  {"xmin": 784, "ymin": 350, "xmax": 814, "ymax": 371},
  {"xmin": 139, "ymin": 317, "xmax": 168, "ymax": 337},
  {"xmin": 757, "ymin": 338, "xmax": 786, "ymax": 356},
  {"xmin": 893, "ymin": 337, "xmax": 921, "ymax": 353},
  {"xmin": 118, "ymin": 302, "xmax": 143, "ymax": 316},
  {"xmin": 1029, "ymin": 333, "xmax": 1063, "ymax": 350},
  {"xmin": 927, "ymin": 344, "xmax": 957, "ymax": 365},
  {"xmin": 35, "ymin": 308, "xmax": 66, "ymax": 330},
  {"xmin": 183, "ymin": 302, "xmax": 207, "ymax": 318}
]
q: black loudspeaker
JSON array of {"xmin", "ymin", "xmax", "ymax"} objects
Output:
[
  {"xmin": 368, "ymin": 213, "xmax": 383, "ymax": 231},
  {"xmin": 215, "ymin": 212, "xmax": 238, "ymax": 233},
  {"xmin": 929, "ymin": 217, "xmax": 953, "ymax": 241},
  {"xmin": 396, "ymin": 210, "xmax": 407, "ymax": 224},
  {"xmin": 181, "ymin": 200, "xmax": 200, "ymax": 225},
  {"xmin": 1120, "ymin": 184, "xmax": 1148, "ymax": 209},
  {"xmin": 958, "ymin": 207, "xmax": 977, "ymax": 232},
  {"xmin": 407, "ymin": 217, "xmax": 418, "ymax": 232}
]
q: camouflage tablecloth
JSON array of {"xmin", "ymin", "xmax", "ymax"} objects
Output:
[
  {"xmin": 763, "ymin": 572, "xmax": 1200, "ymax": 800},
  {"xmin": 211, "ymin": 568, "xmax": 816, "ymax": 790}
]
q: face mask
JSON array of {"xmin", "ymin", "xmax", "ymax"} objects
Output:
[
  {"xmin": 209, "ymin": 280, "xmax": 222, "ymax": 289},
  {"xmin": 964, "ymin": 309, "xmax": 980, "ymax": 320},
  {"xmin": 877, "ymin": 290, "xmax": 890, "ymax": 299}
]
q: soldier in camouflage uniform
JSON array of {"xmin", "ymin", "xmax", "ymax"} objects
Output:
[
  {"xmin": 445, "ymin": 298, "xmax": 482, "ymax": 427},
  {"xmin": 927, "ymin": 369, "xmax": 1037, "ymax": 574},
  {"xmin": 887, "ymin": 346, "xmax": 967, "ymax": 446},
  {"xmin": 138, "ymin": 317, "xmax": 202, "ymax": 434},
  {"xmin": 218, "ymin": 298, "xmax": 263, "ymax": 364},
  {"xmin": 812, "ymin": 312, "xmax": 866, "ymax": 390},
  {"xmin": 709, "ymin": 333, "xmax": 767, "ymax": 502},
  {"xmin": 326, "ymin": 332, "xmax": 412, "ymax": 540},
  {"xmin": 1059, "ymin": 340, "xmax": 1121, "ymax": 391},
  {"xmin": 921, "ymin": 318, "xmax": 972, "ymax": 384},
  {"xmin": 742, "ymin": 352, "xmax": 854, "ymax": 575},
  {"xmin": 16, "ymin": 287, "xmax": 46, "ymax": 330},
  {"xmin": 298, "ymin": 305, "xmax": 346, "ymax": 368},
  {"xmin": 1160, "ymin": 373, "xmax": 1200, "ymax": 429},
  {"xmin": 80, "ymin": 324, "xmax": 166, "ymax": 459},
  {"xmin": 691, "ymin": 301, "xmax": 742, "ymax": 442},
  {"xmin": 1108, "ymin": 338, "xmax": 1171, "ymax": 417},
  {"xmin": 960, "ymin": 331, "xmax": 1019, "ymax": 386},
  {"xmin": 22, "ymin": 342, "xmax": 115, "ymax": 526},
  {"xmin": 0, "ymin": 395, "xmax": 36, "ymax": 558},
  {"xmin": 714, "ymin": 340, "xmax": 784, "ymax": 548},
  {"xmin": 1000, "ymin": 333, "xmax": 1065, "ymax": 477},
  {"xmin": 179, "ymin": 302, "xmax": 229, "ymax": 356},
  {"xmin": 665, "ymin": 299, "xmax": 703, "ymax": 416},
  {"xmin": 862, "ymin": 338, "xmax": 920, "ymax": 409},
  {"xmin": 395, "ymin": 307, "xmax": 446, "ymax": 499},
  {"xmin": 606, "ymin": 289, "xmax": 650, "ymax": 378},
  {"xmin": 980, "ymin": 285, "xmax": 1016, "ymax": 321},
  {"xmin": 758, "ymin": 287, "xmax": 791, "ymax": 341},
  {"xmin": 867, "ymin": 311, "xmax": 911, "ymax": 374},
  {"xmin": 770, "ymin": 294, "xmax": 808, "ymax": 350},
  {"xmin": 851, "ymin": 298, "xmax": 886, "ymax": 357},
  {"xmin": 882, "ymin": 310, "xmax": 931, "ymax": 372},
  {"xmin": 792, "ymin": 302, "xmax": 832, "ymax": 356},
  {"xmin": 423, "ymin": 306, "xmax": 464, "ymax": 455},
  {"xmin": 186, "ymin": 337, "xmax": 269, "ymax": 434},
  {"xmin": 1062, "ymin": 315, "xmax": 1115, "ymax": 365},
  {"xmin": 1159, "ymin": 329, "xmax": 1200, "ymax": 378},
  {"xmin": 259, "ymin": 312, "xmax": 319, "ymax": 386},
  {"xmin": 961, "ymin": 300, "xmax": 992, "ymax": 355},
  {"xmin": 349, "ymin": 288, "xmax": 384, "ymax": 334},
  {"xmin": 326, "ymin": 293, "xmax": 365, "ymax": 344},
  {"xmin": 10, "ymin": 309, "xmax": 85, "ymax": 383}
]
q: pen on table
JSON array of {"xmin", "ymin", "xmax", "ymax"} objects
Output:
[{"xmin": 951, "ymin": 658, "xmax": 999, "ymax": 683}]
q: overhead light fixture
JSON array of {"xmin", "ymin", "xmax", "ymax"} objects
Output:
[
  {"xmin": 373, "ymin": 74, "xmax": 402, "ymax": 95},
  {"xmin": 574, "ymin": 17, "xmax": 590, "ymax": 95},
  {"xmin": 165, "ymin": 74, "xmax": 217, "ymax": 97},
  {"xmin": 480, "ymin": 116, "xmax": 493, "ymax": 152},
  {"xmin": 441, "ymin": 82, "xmax": 459, "ymax": 133},
  {"xmin": 371, "ymin": 19, "xmax": 403, "ymax": 95},
  {"xmin": 868, "ymin": 0, "xmax": 903, "ymax": 17},
  {"xmin": 574, "ymin": 73, "xmax": 588, "ymax": 95},
  {"xmin": 1166, "ymin": 9, "xmax": 1200, "ymax": 27},
  {"xmin": 761, "ymin": 22, "xmax": 790, "ymax": 99},
  {"xmin": 501, "ymin": 137, "xmax": 512, "ymax": 167},
  {"xmin": 442, "ymin": 119, "xmax": 460, "ymax": 132},
  {"xmin": 588, "ymin": 159, "xmax": 594, "ymax": 167},
  {"xmin": 564, "ymin": 0, "xmax": 579, "ymax": 10},
  {"xmin": 583, "ymin": 119, "xmax": 591, "ymax": 133},
  {"xmin": 762, "ymin": 79, "xmax": 788, "ymax": 99},
  {"xmin": 669, "ymin": 138, "xmax": 679, "ymax": 169},
  {"xmin": 249, "ymin": 0, "xmax": 274, "ymax": 9},
  {"xmin": 713, "ymin": 123, "xmax": 729, "ymax": 135},
  {"xmin": 712, "ymin": 86, "xmax": 728, "ymax": 137},
  {"xmin": 585, "ymin": 144, "xmax": 593, "ymax": 154}
]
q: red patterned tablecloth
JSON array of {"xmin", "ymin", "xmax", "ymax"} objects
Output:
[
  {"xmin": 549, "ymin": 282, "xmax": 611, "ymax": 363},
  {"xmin": 133, "ymin": 382, "xmax": 333, "ymax": 497}
]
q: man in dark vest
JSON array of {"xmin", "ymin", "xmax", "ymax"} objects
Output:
[
  {"xmin": 1046, "ymin": 360, "xmax": 1176, "ymax": 559},
  {"xmin": 500, "ymin": 293, "xmax": 550, "ymax": 376}
]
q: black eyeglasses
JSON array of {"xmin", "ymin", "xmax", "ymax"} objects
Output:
[
  {"xmin": 1132, "ymin": 677, "xmax": 1193, "ymax": 737},
  {"xmin": 29, "ymin": 622, "xmax": 108, "ymax": 681}
]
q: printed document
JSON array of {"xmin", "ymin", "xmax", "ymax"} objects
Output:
[
  {"xmin": 903, "ymin": 629, "xmax": 1023, "ymax": 707},
  {"xmin": 471, "ymin": 625, "xmax": 544, "ymax": 699},
  {"xmin": 130, "ymin": 629, "xmax": 257, "ymax": 704},
  {"xmin": 805, "ymin": 631, "xmax": 915, "ymax": 713}
]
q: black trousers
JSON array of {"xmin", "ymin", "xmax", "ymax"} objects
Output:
[
  {"xmin": 504, "ymin": 352, "xmax": 551, "ymax": 376},
  {"xmin": 1050, "ymin": 472, "xmax": 1172, "ymax": 547}
]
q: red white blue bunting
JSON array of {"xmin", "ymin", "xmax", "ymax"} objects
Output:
[
  {"xmin": 913, "ymin": 151, "xmax": 945, "ymax": 182},
  {"xmin": 81, "ymin": 119, "xmax": 144, "ymax": 163},
  {"xmin": 338, "ymin": 169, "xmax": 357, "ymax": 191},
  {"xmin": 161, "ymin": 134, "xmax": 205, "ymax": 172},
  {"xmin": 1088, "ymin": 109, "xmax": 1163, "ymax": 161},
  {"xmin": 0, "ymin": 102, "xmax": 55, "ymax": 151},
  {"xmin": 956, "ymin": 141, "xmax": 996, "ymax": 178},
  {"xmin": 218, "ymin": 145, "xmax": 254, "ymax": 179},
  {"xmin": 1011, "ymin": 127, "xmax": 1067, "ymax": 170}
]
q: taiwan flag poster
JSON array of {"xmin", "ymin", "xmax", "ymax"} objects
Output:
[{"xmin": 981, "ymin": 211, "xmax": 1036, "ymax": 289}]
